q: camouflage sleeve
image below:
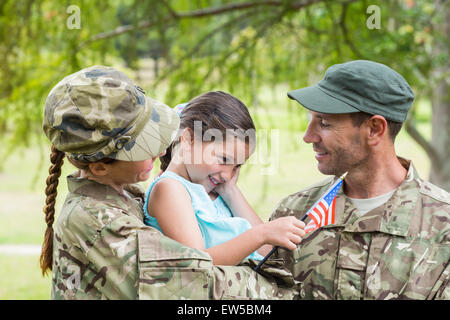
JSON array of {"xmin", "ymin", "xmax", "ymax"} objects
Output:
[
  {"xmin": 430, "ymin": 262, "xmax": 450, "ymax": 300},
  {"xmin": 211, "ymin": 263, "xmax": 297, "ymax": 299},
  {"xmin": 84, "ymin": 213, "xmax": 145, "ymax": 299},
  {"xmin": 136, "ymin": 229, "xmax": 298, "ymax": 299}
]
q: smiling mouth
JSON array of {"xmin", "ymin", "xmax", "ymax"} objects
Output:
[
  {"xmin": 313, "ymin": 144, "xmax": 328, "ymax": 155},
  {"xmin": 315, "ymin": 151, "xmax": 327, "ymax": 156},
  {"xmin": 208, "ymin": 175, "xmax": 220, "ymax": 186},
  {"xmin": 313, "ymin": 148, "xmax": 329, "ymax": 159}
]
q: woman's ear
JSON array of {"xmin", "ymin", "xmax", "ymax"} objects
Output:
[
  {"xmin": 88, "ymin": 162, "xmax": 109, "ymax": 176},
  {"xmin": 366, "ymin": 115, "xmax": 387, "ymax": 146}
]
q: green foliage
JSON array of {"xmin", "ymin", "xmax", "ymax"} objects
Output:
[
  {"xmin": 0, "ymin": 0, "xmax": 116, "ymax": 160},
  {"xmin": 0, "ymin": 0, "xmax": 445, "ymax": 159}
]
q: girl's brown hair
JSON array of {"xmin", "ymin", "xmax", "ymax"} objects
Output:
[
  {"xmin": 40, "ymin": 146, "xmax": 115, "ymax": 276},
  {"xmin": 160, "ymin": 91, "xmax": 256, "ymax": 171}
]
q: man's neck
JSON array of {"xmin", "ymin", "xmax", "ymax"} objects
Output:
[{"xmin": 343, "ymin": 154, "xmax": 407, "ymax": 199}]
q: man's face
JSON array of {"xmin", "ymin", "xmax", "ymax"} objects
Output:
[{"xmin": 303, "ymin": 111, "xmax": 369, "ymax": 175}]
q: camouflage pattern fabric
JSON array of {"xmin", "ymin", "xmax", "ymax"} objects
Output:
[
  {"xmin": 270, "ymin": 158, "xmax": 449, "ymax": 300},
  {"xmin": 43, "ymin": 66, "xmax": 179, "ymax": 162},
  {"xmin": 52, "ymin": 172, "xmax": 297, "ymax": 300}
]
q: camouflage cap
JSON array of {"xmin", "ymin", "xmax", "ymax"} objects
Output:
[{"xmin": 43, "ymin": 66, "xmax": 180, "ymax": 162}]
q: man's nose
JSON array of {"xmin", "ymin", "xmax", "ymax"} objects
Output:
[{"xmin": 303, "ymin": 123, "xmax": 320, "ymax": 144}]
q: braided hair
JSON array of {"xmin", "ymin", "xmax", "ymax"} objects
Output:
[
  {"xmin": 40, "ymin": 145, "xmax": 65, "ymax": 275},
  {"xmin": 39, "ymin": 146, "xmax": 116, "ymax": 275}
]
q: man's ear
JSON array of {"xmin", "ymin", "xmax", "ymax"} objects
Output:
[
  {"xmin": 366, "ymin": 115, "xmax": 387, "ymax": 146},
  {"xmin": 88, "ymin": 162, "xmax": 109, "ymax": 176}
]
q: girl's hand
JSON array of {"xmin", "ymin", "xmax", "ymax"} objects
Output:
[
  {"xmin": 259, "ymin": 216, "xmax": 306, "ymax": 250},
  {"xmin": 214, "ymin": 166, "xmax": 240, "ymax": 200}
]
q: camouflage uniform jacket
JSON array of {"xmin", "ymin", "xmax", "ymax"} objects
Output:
[
  {"xmin": 270, "ymin": 158, "xmax": 449, "ymax": 300},
  {"xmin": 52, "ymin": 172, "xmax": 297, "ymax": 300}
]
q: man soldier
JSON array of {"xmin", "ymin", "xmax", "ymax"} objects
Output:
[{"xmin": 270, "ymin": 60, "xmax": 449, "ymax": 300}]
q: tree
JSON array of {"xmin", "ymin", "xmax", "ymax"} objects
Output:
[
  {"xmin": 0, "ymin": 0, "xmax": 117, "ymax": 155},
  {"xmin": 423, "ymin": 0, "xmax": 449, "ymax": 190},
  {"xmin": 0, "ymin": 0, "xmax": 448, "ymax": 190}
]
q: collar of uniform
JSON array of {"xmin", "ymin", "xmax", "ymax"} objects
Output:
[
  {"xmin": 325, "ymin": 157, "xmax": 420, "ymax": 237},
  {"xmin": 67, "ymin": 171, "xmax": 144, "ymax": 203}
]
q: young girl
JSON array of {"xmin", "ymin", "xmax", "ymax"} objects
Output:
[{"xmin": 144, "ymin": 91, "xmax": 305, "ymax": 265}]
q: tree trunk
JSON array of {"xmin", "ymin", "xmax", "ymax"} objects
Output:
[
  {"xmin": 429, "ymin": 78, "xmax": 450, "ymax": 192},
  {"xmin": 429, "ymin": 1, "xmax": 450, "ymax": 192}
]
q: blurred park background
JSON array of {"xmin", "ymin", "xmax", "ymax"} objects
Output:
[{"xmin": 0, "ymin": 0, "xmax": 448, "ymax": 299}]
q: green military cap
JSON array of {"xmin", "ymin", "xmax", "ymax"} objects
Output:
[
  {"xmin": 43, "ymin": 66, "xmax": 180, "ymax": 162},
  {"xmin": 287, "ymin": 60, "xmax": 415, "ymax": 122}
]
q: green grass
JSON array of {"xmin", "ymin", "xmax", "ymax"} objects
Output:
[
  {"xmin": 0, "ymin": 254, "xmax": 51, "ymax": 300},
  {"xmin": 0, "ymin": 145, "xmax": 74, "ymax": 245},
  {"xmin": 0, "ymin": 98, "xmax": 432, "ymax": 299}
]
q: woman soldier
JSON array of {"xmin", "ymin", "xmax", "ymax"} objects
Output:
[{"xmin": 40, "ymin": 66, "xmax": 297, "ymax": 300}]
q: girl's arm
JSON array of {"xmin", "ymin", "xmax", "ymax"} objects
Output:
[
  {"xmin": 220, "ymin": 183, "xmax": 263, "ymax": 226},
  {"xmin": 215, "ymin": 167, "xmax": 263, "ymax": 226},
  {"xmin": 204, "ymin": 216, "xmax": 305, "ymax": 265},
  {"xmin": 215, "ymin": 167, "xmax": 274, "ymax": 255},
  {"xmin": 148, "ymin": 179, "xmax": 205, "ymax": 250},
  {"xmin": 148, "ymin": 178, "xmax": 305, "ymax": 265}
]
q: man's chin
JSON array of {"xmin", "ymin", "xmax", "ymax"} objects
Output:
[
  {"xmin": 318, "ymin": 168, "xmax": 334, "ymax": 176},
  {"xmin": 317, "ymin": 162, "xmax": 343, "ymax": 176}
]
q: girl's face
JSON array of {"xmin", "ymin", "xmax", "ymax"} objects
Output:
[{"xmin": 185, "ymin": 138, "xmax": 253, "ymax": 193}]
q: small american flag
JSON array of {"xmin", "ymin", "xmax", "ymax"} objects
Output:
[
  {"xmin": 304, "ymin": 173, "xmax": 346, "ymax": 234},
  {"xmin": 253, "ymin": 172, "xmax": 347, "ymax": 272}
]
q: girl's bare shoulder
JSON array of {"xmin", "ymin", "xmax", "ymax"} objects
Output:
[{"xmin": 148, "ymin": 177, "xmax": 191, "ymax": 204}]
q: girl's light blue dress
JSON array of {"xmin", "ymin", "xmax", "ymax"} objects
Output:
[{"xmin": 144, "ymin": 171, "xmax": 263, "ymax": 261}]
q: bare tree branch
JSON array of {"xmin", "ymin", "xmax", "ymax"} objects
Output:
[
  {"xmin": 175, "ymin": 0, "xmax": 321, "ymax": 18},
  {"xmin": 153, "ymin": 9, "xmax": 262, "ymax": 87},
  {"xmin": 81, "ymin": 0, "xmax": 345, "ymax": 47},
  {"xmin": 339, "ymin": 2, "xmax": 368, "ymax": 59},
  {"xmin": 203, "ymin": 8, "xmax": 289, "ymax": 85},
  {"xmin": 160, "ymin": 0, "xmax": 179, "ymax": 19},
  {"xmin": 80, "ymin": 19, "xmax": 167, "ymax": 47},
  {"xmin": 404, "ymin": 116, "xmax": 442, "ymax": 170},
  {"xmin": 163, "ymin": 7, "xmax": 289, "ymax": 101}
]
